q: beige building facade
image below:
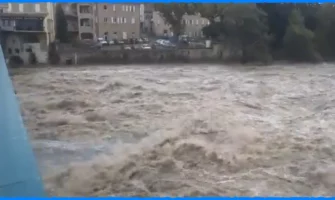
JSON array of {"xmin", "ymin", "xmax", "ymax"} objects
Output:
[
  {"xmin": 77, "ymin": 3, "xmax": 97, "ymax": 40},
  {"xmin": 1, "ymin": 3, "xmax": 56, "ymax": 43},
  {"xmin": 152, "ymin": 11, "xmax": 210, "ymax": 38},
  {"xmin": 77, "ymin": 3, "xmax": 140, "ymax": 41},
  {"xmin": 0, "ymin": 3, "xmax": 56, "ymax": 64},
  {"xmin": 96, "ymin": 3, "xmax": 140, "ymax": 40}
]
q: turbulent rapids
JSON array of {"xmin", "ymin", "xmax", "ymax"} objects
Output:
[{"xmin": 11, "ymin": 64, "xmax": 335, "ymax": 196}]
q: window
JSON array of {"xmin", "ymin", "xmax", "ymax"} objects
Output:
[
  {"xmin": 8, "ymin": 3, "xmax": 12, "ymax": 12},
  {"xmin": 103, "ymin": 5, "xmax": 107, "ymax": 10},
  {"xmin": 122, "ymin": 5, "xmax": 125, "ymax": 11},
  {"xmin": 123, "ymin": 17, "xmax": 127, "ymax": 23},
  {"xmin": 19, "ymin": 3, "xmax": 23, "ymax": 12},
  {"xmin": 15, "ymin": 48, "xmax": 20, "ymax": 54},
  {"xmin": 202, "ymin": 19, "xmax": 205, "ymax": 25},
  {"xmin": 35, "ymin": 3, "xmax": 40, "ymax": 12},
  {"xmin": 111, "ymin": 17, "xmax": 114, "ymax": 23},
  {"xmin": 104, "ymin": 17, "xmax": 108, "ymax": 23},
  {"xmin": 8, "ymin": 48, "xmax": 12, "ymax": 55},
  {"xmin": 81, "ymin": 32, "xmax": 94, "ymax": 40},
  {"xmin": 117, "ymin": 17, "xmax": 120, "ymax": 24},
  {"xmin": 79, "ymin": 5, "xmax": 91, "ymax": 13},
  {"xmin": 131, "ymin": 17, "xmax": 135, "ymax": 24},
  {"xmin": 80, "ymin": 18, "xmax": 91, "ymax": 26},
  {"xmin": 125, "ymin": 5, "xmax": 128, "ymax": 12},
  {"xmin": 113, "ymin": 5, "xmax": 115, "ymax": 11},
  {"xmin": 104, "ymin": 32, "xmax": 108, "ymax": 40},
  {"xmin": 133, "ymin": 6, "xmax": 135, "ymax": 12},
  {"xmin": 196, "ymin": 19, "xmax": 198, "ymax": 25},
  {"xmin": 2, "ymin": 19, "xmax": 8, "ymax": 26}
]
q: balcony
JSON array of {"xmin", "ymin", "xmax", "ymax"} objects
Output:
[
  {"xmin": 0, "ymin": 13, "xmax": 46, "ymax": 32},
  {"xmin": 0, "ymin": 18, "xmax": 44, "ymax": 32}
]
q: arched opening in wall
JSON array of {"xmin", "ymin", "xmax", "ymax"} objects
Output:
[{"xmin": 81, "ymin": 32, "xmax": 93, "ymax": 40}]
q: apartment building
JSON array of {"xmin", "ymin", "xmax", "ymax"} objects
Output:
[
  {"xmin": 61, "ymin": 3, "xmax": 78, "ymax": 40},
  {"xmin": 141, "ymin": 4, "xmax": 154, "ymax": 36},
  {"xmin": 0, "ymin": 3, "xmax": 56, "ymax": 63},
  {"xmin": 95, "ymin": 3, "xmax": 140, "ymax": 40},
  {"xmin": 182, "ymin": 14, "xmax": 210, "ymax": 38},
  {"xmin": 77, "ymin": 3, "xmax": 140, "ymax": 41},
  {"xmin": 77, "ymin": 3, "xmax": 97, "ymax": 40},
  {"xmin": 152, "ymin": 11, "xmax": 210, "ymax": 38},
  {"xmin": 152, "ymin": 11, "xmax": 172, "ymax": 37}
]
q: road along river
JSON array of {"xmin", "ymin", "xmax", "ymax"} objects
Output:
[{"xmin": 11, "ymin": 63, "xmax": 335, "ymax": 196}]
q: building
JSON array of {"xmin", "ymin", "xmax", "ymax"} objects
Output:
[
  {"xmin": 152, "ymin": 11, "xmax": 210, "ymax": 38},
  {"xmin": 182, "ymin": 14, "xmax": 210, "ymax": 38},
  {"xmin": 61, "ymin": 3, "xmax": 78, "ymax": 41},
  {"xmin": 95, "ymin": 3, "xmax": 140, "ymax": 40},
  {"xmin": 0, "ymin": 3, "xmax": 56, "ymax": 64},
  {"xmin": 77, "ymin": 3, "xmax": 141, "ymax": 41},
  {"xmin": 152, "ymin": 11, "xmax": 172, "ymax": 37},
  {"xmin": 77, "ymin": 3, "xmax": 97, "ymax": 40},
  {"xmin": 141, "ymin": 4, "xmax": 154, "ymax": 37}
]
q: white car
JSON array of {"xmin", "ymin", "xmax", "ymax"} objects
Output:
[
  {"xmin": 109, "ymin": 40, "xmax": 115, "ymax": 45},
  {"xmin": 141, "ymin": 44, "xmax": 151, "ymax": 49},
  {"xmin": 124, "ymin": 45, "xmax": 131, "ymax": 50}
]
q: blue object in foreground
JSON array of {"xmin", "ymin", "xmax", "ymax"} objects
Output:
[{"xmin": 0, "ymin": 46, "xmax": 45, "ymax": 197}]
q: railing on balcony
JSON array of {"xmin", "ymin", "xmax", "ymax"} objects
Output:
[{"xmin": 1, "ymin": 19, "xmax": 44, "ymax": 32}]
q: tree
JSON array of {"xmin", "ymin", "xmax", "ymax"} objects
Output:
[
  {"xmin": 223, "ymin": 4, "xmax": 272, "ymax": 63},
  {"xmin": 154, "ymin": 3, "xmax": 195, "ymax": 36},
  {"xmin": 55, "ymin": 3, "xmax": 68, "ymax": 43},
  {"xmin": 193, "ymin": 3, "xmax": 228, "ymax": 23},
  {"xmin": 314, "ymin": 4, "xmax": 335, "ymax": 60},
  {"xmin": 283, "ymin": 9, "xmax": 321, "ymax": 62}
]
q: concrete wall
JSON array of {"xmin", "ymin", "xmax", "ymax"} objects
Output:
[
  {"xmin": 5, "ymin": 33, "xmax": 48, "ymax": 64},
  {"xmin": 64, "ymin": 47, "xmax": 218, "ymax": 65}
]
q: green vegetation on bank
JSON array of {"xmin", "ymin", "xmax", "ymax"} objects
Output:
[{"xmin": 154, "ymin": 3, "xmax": 335, "ymax": 63}]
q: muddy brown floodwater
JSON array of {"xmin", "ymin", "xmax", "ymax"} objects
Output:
[{"xmin": 10, "ymin": 63, "xmax": 335, "ymax": 196}]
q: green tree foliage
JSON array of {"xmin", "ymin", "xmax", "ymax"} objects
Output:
[
  {"xmin": 155, "ymin": 3, "xmax": 335, "ymax": 63},
  {"xmin": 283, "ymin": 9, "xmax": 321, "ymax": 62},
  {"xmin": 314, "ymin": 4, "xmax": 335, "ymax": 60},
  {"xmin": 55, "ymin": 4, "xmax": 68, "ymax": 43}
]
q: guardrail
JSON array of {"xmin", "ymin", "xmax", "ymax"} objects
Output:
[{"xmin": 0, "ymin": 46, "xmax": 45, "ymax": 197}]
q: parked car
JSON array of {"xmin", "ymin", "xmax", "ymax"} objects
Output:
[
  {"xmin": 99, "ymin": 40, "xmax": 108, "ymax": 46},
  {"xmin": 141, "ymin": 44, "xmax": 152, "ymax": 49},
  {"xmin": 124, "ymin": 45, "xmax": 131, "ymax": 50},
  {"xmin": 142, "ymin": 37, "xmax": 149, "ymax": 43}
]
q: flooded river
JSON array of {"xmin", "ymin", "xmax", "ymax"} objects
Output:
[{"xmin": 11, "ymin": 63, "xmax": 335, "ymax": 196}]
